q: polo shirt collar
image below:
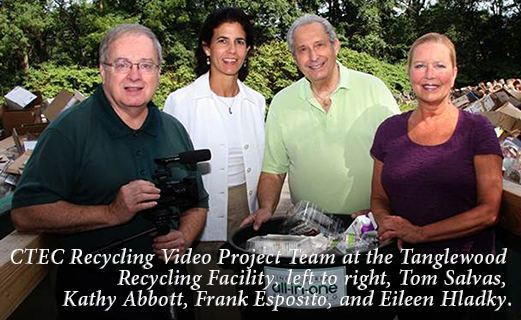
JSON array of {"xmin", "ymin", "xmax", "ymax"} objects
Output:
[
  {"xmin": 299, "ymin": 61, "xmax": 350, "ymax": 102},
  {"xmin": 93, "ymin": 85, "xmax": 161, "ymax": 139},
  {"xmin": 191, "ymin": 72, "xmax": 255, "ymax": 105}
]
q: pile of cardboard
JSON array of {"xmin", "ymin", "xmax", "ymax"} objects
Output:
[
  {"xmin": 0, "ymin": 87, "xmax": 85, "ymax": 197},
  {"xmin": 452, "ymin": 78, "xmax": 521, "ymax": 184},
  {"xmin": 452, "ymin": 78, "xmax": 521, "ymax": 139}
]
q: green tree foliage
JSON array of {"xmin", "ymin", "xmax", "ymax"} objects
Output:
[
  {"xmin": 138, "ymin": 0, "xmax": 199, "ymax": 70},
  {"xmin": 382, "ymin": 0, "xmax": 520, "ymax": 85},
  {"xmin": 22, "ymin": 63, "xmax": 100, "ymax": 99},
  {"xmin": 337, "ymin": 0, "xmax": 396, "ymax": 59},
  {"xmin": 400, "ymin": 0, "xmax": 521, "ymax": 85},
  {"xmin": 154, "ymin": 66, "xmax": 197, "ymax": 107},
  {"xmin": 49, "ymin": 2, "xmax": 135, "ymax": 67},
  {"xmin": 0, "ymin": 0, "xmax": 48, "ymax": 71},
  {"xmin": 245, "ymin": 40, "xmax": 299, "ymax": 103},
  {"xmin": 338, "ymin": 47, "xmax": 411, "ymax": 96},
  {"xmin": 0, "ymin": 0, "xmax": 49, "ymax": 96},
  {"xmin": 213, "ymin": 0, "xmax": 303, "ymax": 42},
  {"xmin": 159, "ymin": 40, "xmax": 410, "ymax": 107},
  {"xmin": 0, "ymin": 0, "xmax": 519, "ymax": 107}
]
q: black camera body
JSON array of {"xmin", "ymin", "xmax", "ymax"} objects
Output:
[
  {"xmin": 89, "ymin": 150, "xmax": 210, "ymax": 255},
  {"xmin": 143, "ymin": 158, "xmax": 200, "ymax": 235}
]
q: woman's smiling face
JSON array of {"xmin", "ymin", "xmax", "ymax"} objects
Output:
[
  {"xmin": 409, "ymin": 41, "xmax": 458, "ymax": 107},
  {"xmin": 204, "ymin": 22, "xmax": 250, "ymax": 78}
]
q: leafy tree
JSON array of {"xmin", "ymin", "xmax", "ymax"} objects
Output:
[
  {"xmin": 414, "ymin": 1, "xmax": 517, "ymax": 85},
  {"xmin": 337, "ymin": 47, "xmax": 411, "ymax": 96},
  {"xmin": 0, "ymin": 0, "xmax": 48, "ymax": 71},
  {"xmin": 138, "ymin": 0, "xmax": 199, "ymax": 71},
  {"xmin": 323, "ymin": 0, "xmax": 397, "ymax": 60},
  {"xmin": 1, "ymin": 0, "xmax": 519, "ymax": 106},
  {"xmin": 22, "ymin": 62, "xmax": 100, "ymax": 98},
  {"xmin": 246, "ymin": 40, "xmax": 300, "ymax": 103},
  {"xmin": 0, "ymin": 0, "xmax": 51, "ymax": 96},
  {"xmin": 48, "ymin": 1, "xmax": 136, "ymax": 67}
]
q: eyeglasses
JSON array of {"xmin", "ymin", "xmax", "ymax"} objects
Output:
[{"xmin": 103, "ymin": 59, "xmax": 159, "ymax": 74}]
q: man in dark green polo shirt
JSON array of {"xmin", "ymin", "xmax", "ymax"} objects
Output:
[{"xmin": 11, "ymin": 24, "xmax": 208, "ymax": 320}]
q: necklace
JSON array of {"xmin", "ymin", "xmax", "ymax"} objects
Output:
[
  {"xmin": 310, "ymin": 69, "xmax": 340, "ymax": 110},
  {"xmin": 311, "ymin": 88, "xmax": 334, "ymax": 109},
  {"xmin": 212, "ymin": 83, "xmax": 239, "ymax": 115},
  {"xmin": 313, "ymin": 91, "xmax": 331, "ymax": 102},
  {"xmin": 216, "ymin": 94, "xmax": 237, "ymax": 115}
]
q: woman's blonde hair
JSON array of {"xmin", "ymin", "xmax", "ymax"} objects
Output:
[{"xmin": 407, "ymin": 32, "xmax": 457, "ymax": 71}]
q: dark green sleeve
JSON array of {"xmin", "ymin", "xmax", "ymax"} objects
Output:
[
  {"xmin": 194, "ymin": 164, "xmax": 209, "ymax": 209},
  {"xmin": 12, "ymin": 127, "xmax": 77, "ymax": 209}
]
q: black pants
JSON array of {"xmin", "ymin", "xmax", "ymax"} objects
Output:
[{"xmin": 55, "ymin": 263, "xmax": 193, "ymax": 320}]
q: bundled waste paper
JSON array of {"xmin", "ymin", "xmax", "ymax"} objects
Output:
[
  {"xmin": 451, "ymin": 78, "xmax": 521, "ymax": 184},
  {"xmin": 0, "ymin": 86, "xmax": 85, "ymax": 199},
  {"xmin": 502, "ymin": 138, "xmax": 521, "ymax": 183}
]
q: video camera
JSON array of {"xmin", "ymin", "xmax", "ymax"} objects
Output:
[
  {"xmin": 90, "ymin": 149, "xmax": 211, "ymax": 255},
  {"xmin": 143, "ymin": 149, "xmax": 211, "ymax": 235}
]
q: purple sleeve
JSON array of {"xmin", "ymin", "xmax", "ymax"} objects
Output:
[
  {"xmin": 472, "ymin": 115, "xmax": 502, "ymax": 157},
  {"xmin": 370, "ymin": 121, "xmax": 388, "ymax": 162}
]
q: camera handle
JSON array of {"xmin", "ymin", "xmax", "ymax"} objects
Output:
[
  {"xmin": 89, "ymin": 225, "xmax": 180, "ymax": 320},
  {"xmin": 89, "ymin": 225, "xmax": 159, "ymax": 255},
  {"xmin": 90, "ymin": 206, "xmax": 175, "ymax": 255}
]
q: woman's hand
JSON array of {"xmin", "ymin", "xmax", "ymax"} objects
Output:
[{"xmin": 378, "ymin": 215, "xmax": 424, "ymax": 248}]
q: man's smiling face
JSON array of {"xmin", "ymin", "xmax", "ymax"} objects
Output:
[
  {"xmin": 292, "ymin": 22, "xmax": 339, "ymax": 85},
  {"xmin": 100, "ymin": 33, "xmax": 160, "ymax": 111}
]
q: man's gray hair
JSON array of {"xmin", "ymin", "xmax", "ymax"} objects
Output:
[
  {"xmin": 287, "ymin": 14, "xmax": 337, "ymax": 55},
  {"xmin": 99, "ymin": 24, "xmax": 162, "ymax": 64}
]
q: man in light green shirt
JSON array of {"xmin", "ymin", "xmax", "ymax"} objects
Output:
[{"xmin": 241, "ymin": 14, "xmax": 399, "ymax": 229}]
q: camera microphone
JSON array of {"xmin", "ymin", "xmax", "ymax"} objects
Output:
[
  {"xmin": 91, "ymin": 150, "xmax": 210, "ymax": 256},
  {"xmin": 155, "ymin": 149, "xmax": 211, "ymax": 165},
  {"xmin": 179, "ymin": 149, "xmax": 211, "ymax": 164}
]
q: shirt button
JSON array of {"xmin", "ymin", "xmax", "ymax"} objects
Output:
[
  {"xmin": 248, "ymin": 190, "xmax": 253, "ymax": 196},
  {"xmin": 244, "ymin": 144, "xmax": 249, "ymax": 150},
  {"xmin": 247, "ymin": 168, "xmax": 252, "ymax": 173},
  {"xmin": 136, "ymin": 150, "xmax": 142, "ymax": 156},
  {"xmin": 133, "ymin": 132, "xmax": 139, "ymax": 137}
]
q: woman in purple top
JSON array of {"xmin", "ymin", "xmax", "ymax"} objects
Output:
[{"xmin": 370, "ymin": 33, "xmax": 503, "ymax": 255}]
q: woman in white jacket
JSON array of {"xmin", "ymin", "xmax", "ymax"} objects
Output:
[{"xmin": 163, "ymin": 7, "xmax": 265, "ymax": 320}]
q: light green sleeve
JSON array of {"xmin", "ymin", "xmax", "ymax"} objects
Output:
[
  {"xmin": 261, "ymin": 103, "xmax": 289, "ymax": 174},
  {"xmin": 379, "ymin": 79, "xmax": 401, "ymax": 115}
]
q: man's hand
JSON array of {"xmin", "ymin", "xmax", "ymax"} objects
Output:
[
  {"xmin": 239, "ymin": 208, "xmax": 273, "ymax": 231},
  {"xmin": 107, "ymin": 180, "xmax": 160, "ymax": 225},
  {"xmin": 240, "ymin": 172, "xmax": 285, "ymax": 231},
  {"xmin": 153, "ymin": 230, "xmax": 188, "ymax": 261}
]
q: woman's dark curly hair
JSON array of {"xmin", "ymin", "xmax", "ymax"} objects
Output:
[{"xmin": 195, "ymin": 7, "xmax": 254, "ymax": 81}]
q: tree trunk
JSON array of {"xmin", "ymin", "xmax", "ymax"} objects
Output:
[{"xmin": 21, "ymin": 53, "xmax": 29, "ymax": 71}]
